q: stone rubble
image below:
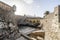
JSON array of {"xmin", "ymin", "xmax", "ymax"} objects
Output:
[{"xmin": 0, "ymin": 17, "xmax": 21, "ymax": 40}]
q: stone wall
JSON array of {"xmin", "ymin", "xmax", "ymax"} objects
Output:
[
  {"xmin": 40, "ymin": 5, "xmax": 60, "ymax": 40},
  {"xmin": 0, "ymin": 1, "xmax": 17, "ymax": 26}
]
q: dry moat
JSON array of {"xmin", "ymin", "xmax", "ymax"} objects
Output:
[{"xmin": 0, "ymin": 1, "xmax": 60, "ymax": 40}]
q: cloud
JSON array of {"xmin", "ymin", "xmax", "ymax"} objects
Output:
[
  {"xmin": 0, "ymin": 0, "xmax": 34, "ymax": 16},
  {"xmin": 23, "ymin": 0, "xmax": 34, "ymax": 4}
]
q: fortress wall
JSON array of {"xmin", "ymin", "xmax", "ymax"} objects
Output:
[
  {"xmin": 42, "ymin": 5, "xmax": 60, "ymax": 40},
  {"xmin": 0, "ymin": 1, "xmax": 17, "ymax": 27}
]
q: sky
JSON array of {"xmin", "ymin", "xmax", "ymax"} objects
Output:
[{"xmin": 0, "ymin": 0, "xmax": 60, "ymax": 17}]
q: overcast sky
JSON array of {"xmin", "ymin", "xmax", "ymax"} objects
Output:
[{"xmin": 0, "ymin": 0, "xmax": 60, "ymax": 17}]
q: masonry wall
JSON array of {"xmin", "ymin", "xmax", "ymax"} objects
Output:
[
  {"xmin": 41, "ymin": 6, "xmax": 60, "ymax": 40},
  {"xmin": 0, "ymin": 1, "xmax": 17, "ymax": 27}
]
